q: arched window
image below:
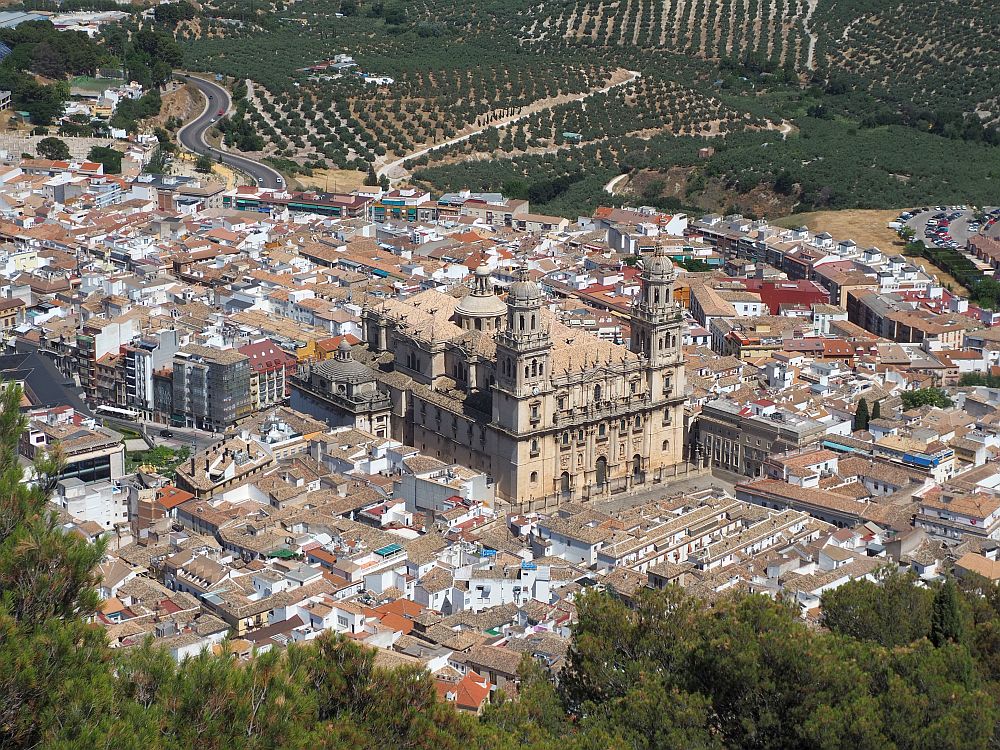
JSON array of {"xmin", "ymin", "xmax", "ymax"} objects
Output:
[
  {"xmin": 598, "ymin": 423, "xmax": 606, "ymax": 437},
  {"xmin": 530, "ymin": 471, "xmax": 538, "ymax": 483},
  {"xmin": 524, "ymin": 365, "xmax": 530, "ymax": 378},
  {"xmin": 519, "ymin": 314, "xmax": 525, "ymax": 331},
  {"xmin": 654, "ymin": 289, "xmax": 660, "ymax": 304},
  {"xmin": 530, "ymin": 314, "xmax": 536, "ymax": 330},
  {"xmin": 562, "ymin": 432, "xmax": 570, "ymax": 446},
  {"xmin": 662, "ymin": 440, "xmax": 669, "ymax": 452},
  {"xmin": 530, "ymin": 438, "xmax": 538, "ymax": 453},
  {"xmin": 531, "ymin": 359, "xmax": 538, "ymax": 376},
  {"xmin": 594, "ymin": 384, "xmax": 602, "ymax": 401},
  {"xmin": 634, "ymin": 415, "xmax": 642, "ymax": 429},
  {"xmin": 560, "ymin": 471, "xmax": 571, "ymax": 495},
  {"xmin": 632, "ymin": 454, "xmax": 644, "ymax": 483},
  {"xmin": 578, "ymin": 429, "xmax": 584, "ymax": 442}
]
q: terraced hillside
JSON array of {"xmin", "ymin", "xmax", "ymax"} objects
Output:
[
  {"xmin": 232, "ymin": 63, "xmax": 615, "ymax": 170},
  {"xmin": 178, "ymin": 0, "xmax": 1000, "ymax": 215},
  {"xmin": 814, "ymin": 0, "xmax": 999, "ymax": 125},
  {"xmin": 515, "ymin": 0, "xmax": 813, "ymax": 69}
]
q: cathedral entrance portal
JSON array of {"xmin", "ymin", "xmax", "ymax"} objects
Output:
[
  {"xmin": 595, "ymin": 456, "xmax": 607, "ymax": 488},
  {"xmin": 560, "ymin": 471, "xmax": 571, "ymax": 496}
]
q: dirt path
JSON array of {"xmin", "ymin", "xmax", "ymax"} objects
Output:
[
  {"xmin": 604, "ymin": 172, "xmax": 629, "ymax": 195},
  {"xmin": 802, "ymin": 0, "xmax": 819, "ymax": 70},
  {"xmin": 377, "ymin": 68, "xmax": 642, "ymax": 183}
]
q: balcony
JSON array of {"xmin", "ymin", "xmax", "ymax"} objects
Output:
[{"xmin": 552, "ymin": 395, "xmax": 651, "ymax": 428}]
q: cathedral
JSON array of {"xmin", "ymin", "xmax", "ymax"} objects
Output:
[{"xmin": 292, "ymin": 248, "xmax": 686, "ymax": 506}]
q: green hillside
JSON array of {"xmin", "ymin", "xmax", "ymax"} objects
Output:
[{"xmin": 176, "ymin": 0, "xmax": 1000, "ymax": 215}]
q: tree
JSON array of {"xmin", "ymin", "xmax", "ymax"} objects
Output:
[
  {"xmin": 853, "ymin": 397, "xmax": 870, "ymax": 431},
  {"xmin": 153, "ymin": 0, "xmax": 196, "ymax": 27},
  {"xmin": 36, "ymin": 136, "xmax": 69, "ymax": 160},
  {"xmin": 773, "ymin": 169, "xmax": 795, "ymax": 195},
  {"xmin": 901, "ymin": 387, "xmax": 953, "ymax": 410},
  {"xmin": 871, "ymin": 400, "xmax": 881, "ymax": 420},
  {"xmin": 383, "ymin": 3, "xmax": 406, "ymax": 24},
  {"xmin": 821, "ymin": 567, "xmax": 934, "ymax": 647},
  {"xmin": 195, "ymin": 154, "xmax": 214, "ymax": 173},
  {"xmin": 87, "ymin": 145, "xmax": 122, "ymax": 174},
  {"xmin": 931, "ymin": 578, "xmax": 965, "ymax": 647},
  {"xmin": 379, "ymin": 174, "xmax": 390, "ymax": 191},
  {"xmin": 364, "ymin": 163, "xmax": 378, "ymax": 186}
]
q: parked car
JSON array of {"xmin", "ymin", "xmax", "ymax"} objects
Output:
[{"xmin": 160, "ymin": 429, "xmax": 173, "ymax": 438}]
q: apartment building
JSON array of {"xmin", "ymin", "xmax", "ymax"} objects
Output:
[
  {"xmin": 172, "ymin": 345, "xmax": 252, "ymax": 431},
  {"xmin": 123, "ymin": 328, "xmax": 179, "ymax": 420},
  {"xmin": 238, "ymin": 338, "xmax": 297, "ymax": 410},
  {"xmin": 696, "ymin": 398, "xmax": 828, "ymax": 477}
]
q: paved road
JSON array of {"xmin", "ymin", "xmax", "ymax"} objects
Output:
[
  {"xmin": 176, "ymin": 74, "xmax": 284, "ymax": 190},
  {"xmin": 101, "ymin": 414, "xmax": 221, "ymax": 453},
  {"xmin": 153, "ymin": 424, "xmax": 223, "ymax": 454}
]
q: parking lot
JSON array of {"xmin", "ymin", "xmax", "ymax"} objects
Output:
[{"xmin": 902, "ymin": 205, "xmax": 1000, "ymax": 248}]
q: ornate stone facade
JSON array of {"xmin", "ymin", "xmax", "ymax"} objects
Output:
[{"xmin": 293, "ymin": 251, "xmax": 686, "ymax": 505}]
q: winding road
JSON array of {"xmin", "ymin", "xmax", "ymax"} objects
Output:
[
  {"xmin": 603, "ymin": 172, "xmax": 629, "ymax": 195},
  {"xmin": 176, "ymin": 74, "xmax": 284, "ymax": 190}
]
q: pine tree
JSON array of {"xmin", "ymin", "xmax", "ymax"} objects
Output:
[
  {"xmin": 364, "ymin": 163, "xmax": 378, "ymax": 186},
  {"xmin": 871, "ymin": 400, "xmax": 881, "ymax": 421},
  {"xmin": 930, "ymin": 578, "xmax": 964, "ymax": 647},
  {"xmin": 854, "ymin": 398, "xmax": 869, "ymax": 432}
]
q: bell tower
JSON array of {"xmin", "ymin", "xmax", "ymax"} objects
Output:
[
  {"xmin": 631, "ymin": 244, "xmax": 685, "ymax": 403},
  {"xmin": 491, "ymin": 265, "xmax": 555, "ymax": 503},
  {"xmin": 495, "ymin": 267, "xmax": 551, "ymax": 397}
]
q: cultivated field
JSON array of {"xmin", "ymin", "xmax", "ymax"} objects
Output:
[{"xmin": 177, "ymin": 0, "xmax": 1000, "ymax": 216}]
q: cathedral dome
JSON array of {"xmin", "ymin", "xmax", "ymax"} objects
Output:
[
  {"xmin": 315, "ymin": 341, "xmax": 374, "ymax": 384},
  {"xmin": 643, "ymin": 246, "xmax": 675, "ymax": 279},
  {"xmin": 507, "ymin": 266, "xmax": 542, "ymax": 307},
  {"xmin": 455, "ymin": 264, "xmax": 507, "ymax": 321}
]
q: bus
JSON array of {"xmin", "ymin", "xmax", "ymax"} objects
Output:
[{"xmin": 95, "ymin": 405, "xmax": 139, "ymax": 421}]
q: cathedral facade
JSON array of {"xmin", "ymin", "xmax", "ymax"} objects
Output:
[{"xmin": 292, "ymin": 249, "xmax": 686, "ymax": 506}]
